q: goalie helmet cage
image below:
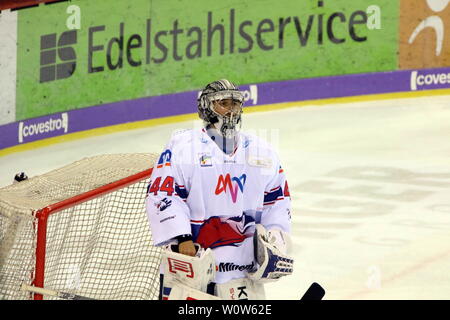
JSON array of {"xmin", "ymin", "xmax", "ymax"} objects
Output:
[{"xmin": 0, "ymin": 153, "xmax": 162, "ymax": 300}]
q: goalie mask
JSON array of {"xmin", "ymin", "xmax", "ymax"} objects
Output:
[{"xmin": 198, "ymin": 79, "xmax": 244, "ymax": 139}]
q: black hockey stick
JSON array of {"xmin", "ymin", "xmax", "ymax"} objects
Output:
[
  {"xmin": 21, "ymin": 283, "xmax": 96, "ymax": 300},
  {"xmin": 300, "ymin": 282, "xmax": 326, "ymax": 300}
]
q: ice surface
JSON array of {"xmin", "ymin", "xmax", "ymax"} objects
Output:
[{"xmin": 1, "ymin": 94, "xmax": 449, "ymax": 299}]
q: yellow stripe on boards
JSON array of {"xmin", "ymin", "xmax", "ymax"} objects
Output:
[
  {"xmin": 243, "ymin": 88, "xmax": 450, "ymax": 114},
  {"xmin": 0, "ymin": 113, "xmax": 198, "ymax": 157},
  {"xmin": 2, "ymin": 88, "xmax": 450, "ymax": 157}
]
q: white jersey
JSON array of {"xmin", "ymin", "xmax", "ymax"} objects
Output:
[{"xmin": 146, "ymin": 128, "xmax": 291, "ymax": 284}]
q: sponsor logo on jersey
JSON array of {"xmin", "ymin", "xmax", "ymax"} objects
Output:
[
  {"xmin": 218, "ymin": 261, "xmax": 255, "ymax": 273},
  {"xmin": 156, "ymin": 197, "xmax": 172, "ymax": 212},
  {"xmin": 247, "ymin": 156, "xmax": 272, "ymax": 168},
  {"xmin": 159, "ymin": 215, "xmax": 175, "ymax": 223},
  {"xmin": 198, "ymin": 153, "xmax": 212, "ymax": 167},
  {"xmin": 200, "ymin": 136, "xmax": 209, "ymax": 144},
  {"xmin": 215, "ymin": 173, "xmax": 246, "ymax": 203},
  {"xmin": 157, "ymin": 149, "xmax": 172, "ymax": 168}
]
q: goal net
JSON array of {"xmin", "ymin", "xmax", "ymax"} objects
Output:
[{"xmin": 0, "ymin": 153, "xmax": 162, "ymax": 300}]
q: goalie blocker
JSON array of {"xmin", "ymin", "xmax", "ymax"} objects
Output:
[
  {"xmin": 160, "ymin": 243, "xmax": 216, "ymax": 300},
  {"xmin": 160, "ymin": 225, "xmax": 294, "ymax": 300}
]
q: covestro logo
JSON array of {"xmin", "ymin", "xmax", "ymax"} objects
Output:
[
  {"xmin": 18, "ymin": 113, "xmax": 68, "ymax": 143},
  {"xmin": 410, "ymin": 70, "xmax": 450, "ymax": 90}
]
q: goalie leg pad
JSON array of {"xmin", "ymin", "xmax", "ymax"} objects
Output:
[{"xmin": 168, "ymin": 283, "xmax": 221, "ymax": 300}]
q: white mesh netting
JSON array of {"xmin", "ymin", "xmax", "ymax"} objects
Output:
[{"xmin": 0, "ymin": 153, "xmax": 162, "ymax": 300}]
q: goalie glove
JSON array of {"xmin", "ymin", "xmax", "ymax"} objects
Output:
[{"xmin": 247, "ymin": 224, "xmax": 294, "ymax": 283}]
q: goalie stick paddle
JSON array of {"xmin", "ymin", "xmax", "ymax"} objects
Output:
[
  {"xmin": 21, "ymin": 283, "xmax": 96, "ymax": 300},
  {"xmin": 22, "ymin": 282, "xmax": 324, "ymax": 301},
  {"xmin": 300, "ymin": 282, "xmax": 325, "ymax": 300}
]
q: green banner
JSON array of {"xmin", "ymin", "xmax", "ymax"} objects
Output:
[{"xmin": 16, "ymin": 0, "xmax": 399, "ymax": 120}]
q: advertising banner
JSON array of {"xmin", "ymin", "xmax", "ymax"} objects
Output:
[
  {"xmin": 15, "ymin": 0, "xmax": 398, "ymax": 120},
  {"xmin": 399, "ymin": 0, "xmax": 450, "ymax": 69}
]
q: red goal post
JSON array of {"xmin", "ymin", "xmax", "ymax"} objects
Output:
[{"xmin": 0, "ymin": 153, "xmax": 162, "ymax": 300}]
